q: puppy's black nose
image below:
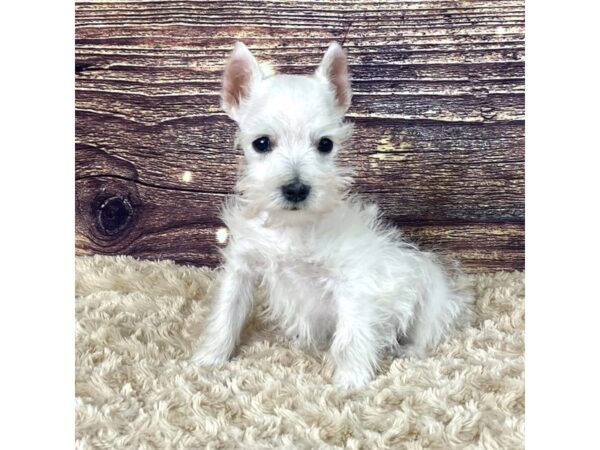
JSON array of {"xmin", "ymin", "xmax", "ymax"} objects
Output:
[{"xmin": 281, "ymin": 181, "xmax": 311, "ymax": 203}]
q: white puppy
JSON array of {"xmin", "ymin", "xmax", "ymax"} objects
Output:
[{"xmin": 192, "ymin": 42, "xmax": 473, "ymax": 388}]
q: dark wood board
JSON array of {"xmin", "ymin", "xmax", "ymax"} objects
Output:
[{"xmin": 75, "ymin": 0, "xmax": 525, "ymax": 273}]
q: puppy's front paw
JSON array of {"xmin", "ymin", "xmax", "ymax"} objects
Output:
[
  {"xmin": 190, "ymin": 347, "xmax": 230, "ymax": 367},
  {"xmin": 333, "ymin": 367, "xmax": 373, "ymax": 389}
]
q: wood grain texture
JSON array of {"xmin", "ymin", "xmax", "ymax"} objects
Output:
[{"xmin": 75, "ymin": 0, "xmax": 525, "ymax": 273}]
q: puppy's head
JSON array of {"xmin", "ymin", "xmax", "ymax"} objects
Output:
[{"xmin": 221, "ymin": 42, "xmax": 354, "ymax": 223}]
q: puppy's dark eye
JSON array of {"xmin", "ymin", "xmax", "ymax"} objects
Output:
[
  {"xmin": 252, "ymin": 136, "xmax": 271, "ymax": 153},
  {"xmin": 317, "ymin": 137, "xmax": 334, "ymax": 154}
]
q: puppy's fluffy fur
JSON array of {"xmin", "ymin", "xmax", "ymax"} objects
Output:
[{"xmin": 192, "ymin": 42, "xmax": 473, "ymax": 388}]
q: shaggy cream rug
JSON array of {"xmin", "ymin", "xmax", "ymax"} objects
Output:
[{"xmin": 75, "ymin": 255, "xmax": 524, "ymax": 450}]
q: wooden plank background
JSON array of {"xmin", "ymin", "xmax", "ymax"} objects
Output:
[{"xmin": 75, "ymin": 0, "xmax": 525, "ymax": 273}]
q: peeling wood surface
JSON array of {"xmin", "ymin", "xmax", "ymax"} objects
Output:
[{"xmin": 75, "ymin": 0, "xmax": 525, "ymax": 273}]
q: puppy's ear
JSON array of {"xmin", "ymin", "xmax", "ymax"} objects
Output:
[
  {"xmin": 315, "ymin": 42, "xmax": 352, "ymax": 112},
  {"xmin": 221, "ymin": 42, "xmax": 263, "ymax": 119}
]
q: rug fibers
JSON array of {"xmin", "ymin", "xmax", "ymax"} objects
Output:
[{"xmin": 75, "ymin": 255, "xmax": 524, "ymax": 449}]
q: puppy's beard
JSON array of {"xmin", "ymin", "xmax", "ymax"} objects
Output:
[
  {"xmin": 237, "ymin": 191, "xmax": 326, "ymax": 226},
  {"xmin": 264, "ymin": 207, "xmax": 320, "ymax": 227}
]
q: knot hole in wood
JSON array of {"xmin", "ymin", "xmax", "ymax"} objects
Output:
[{"xmin": 95, "ymin": 195, "xmax": 134, "ymax": 236}]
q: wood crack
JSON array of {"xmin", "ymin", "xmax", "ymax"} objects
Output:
[{"xmin": 76, "ymin": 173, "xmax": 230, "ymax": 195}]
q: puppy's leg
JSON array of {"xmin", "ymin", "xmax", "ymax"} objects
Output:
[
  {"xmin": 330, "ymin": 290, "xmax": 381, "ymax": 389},
  {"xmin": 191, "ymin": 266, "xmax": 254, "ymax": 366}
]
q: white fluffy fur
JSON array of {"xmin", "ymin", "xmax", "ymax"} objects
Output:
[{"xmin": 192, "ymin": 42, "xmax": 473, "ymax": 388}]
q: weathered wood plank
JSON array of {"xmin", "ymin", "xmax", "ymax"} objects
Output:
[
  {"xmin": 75, "ymin": 0, "xmax": 525, "ymax": 272},
  {"xmin": 76, "ymin": 176, "xmax": 523, "ymax": 273},
  {"xmin": 75, "ymin": 117, "xmax": 524, "ymax": 222}
]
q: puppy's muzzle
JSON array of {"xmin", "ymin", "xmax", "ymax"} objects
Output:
[{"xmin": 281, "ymin": 181, "xmax": 311, "ymax": 203}]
